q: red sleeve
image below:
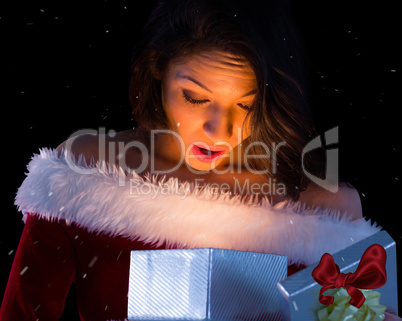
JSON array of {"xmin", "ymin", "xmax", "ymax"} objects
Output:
[{"xmin": 0, "ymin": 213, "xmax": 76, "ymax": 321}]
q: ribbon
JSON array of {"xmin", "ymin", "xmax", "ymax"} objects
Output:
[
  {"xmin": 312, "ymin": 244, "xmax": 387, "ymax": 308},
  {"xmin": 316, "ymin": 288, "xmax": 387, "ymax": 321}
]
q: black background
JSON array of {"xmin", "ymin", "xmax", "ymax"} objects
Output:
[{"xmin": 0, "ymin": 0, "xmax": 400, "ymax": 319}]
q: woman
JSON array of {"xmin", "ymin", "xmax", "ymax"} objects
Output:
[{"xmin": 1, "ymin": 0, "xmax": 397, "ymax": 320}]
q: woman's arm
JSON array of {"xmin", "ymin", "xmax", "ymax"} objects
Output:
[{"xmin": 0, "ymin": 213, "xmax": 76, "ymax": 320}]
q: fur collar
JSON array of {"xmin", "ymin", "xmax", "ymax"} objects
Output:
[{"xmin": 14, "ymin": 148, "xmax": 381, "ymax": 266}]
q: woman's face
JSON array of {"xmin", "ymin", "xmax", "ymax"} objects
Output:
[{"xmin": 161, "ymin": 50, "xmax": 257, "ymax": 172}]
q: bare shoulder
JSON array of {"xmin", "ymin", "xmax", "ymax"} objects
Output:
[
  {"xmin": 56, "ymin": 128, "xmax": 148, "ymax": 165},
  {"xmin": 297, "ymin": 181, "xmax": 363, "ymax": 220},
  {"xmin": 56, "ymin": 131, "xmax": 100, "ymax": 163}
]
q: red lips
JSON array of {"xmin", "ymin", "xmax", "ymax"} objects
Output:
[{"xmin": 191, "ymin": 144, "xmax": 227, "ymax": 163}]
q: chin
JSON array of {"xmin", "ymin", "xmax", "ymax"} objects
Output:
[{"xmin": 185, "ymin": 159, "xmax": 218, "ymax": 173}]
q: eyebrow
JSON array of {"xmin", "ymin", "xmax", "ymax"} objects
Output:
[{"xmin": 176, "ymin": 73, "xmax": 257, "ymax": 98}]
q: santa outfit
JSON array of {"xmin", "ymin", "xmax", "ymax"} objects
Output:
[{"xmin": 0, "ymin": 148, "xmax": 383, "ymax": 321}]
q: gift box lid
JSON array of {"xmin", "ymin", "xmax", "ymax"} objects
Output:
[
  {"xmin": 277, "ymin": 231, "xmax": 398, "ymax": 321},
  {"xmin": 128, "ymin": 248, "xmax": 287, "ymax": 321}
]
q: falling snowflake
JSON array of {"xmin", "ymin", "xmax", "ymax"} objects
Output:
[
  {"xmin": 20, "ymin": 266, "xmax": 29, "ymax": 275},
  {"xmin": 117, "ymin": 250, "xmax": 123, "ymax": 260},
  {"xmin": 88, "ymin": 256, "xmax": 98, "ymax": 268}
]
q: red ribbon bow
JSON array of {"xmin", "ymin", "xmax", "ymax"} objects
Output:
[{"xmin": 311, "ymin": 244, "xmax": 387, "ymax": 308}]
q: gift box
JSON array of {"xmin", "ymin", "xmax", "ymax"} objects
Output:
[
  {"xmin": 276, "ymin": 231, "xmax": 398, "ymax": 321},
  {"xmin": 128, "ymin": 248, "xmax": 287, "ymax": 321}
]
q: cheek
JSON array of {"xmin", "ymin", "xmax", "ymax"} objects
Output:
[
  {"xmin": 242, "ymin": 118, "xmax": 252, "ymax": 138},
  {"xmin": 233, "ymin": 111, "xmax": 252, "ymax": 142},
  {"xmin": 162, "ymin": 85, "xmax": 183, "ymax": 125},
  {"xmin": 162, "ymin": 88, "xmax": 201, "ymax": 132},
  {"xmin": 242, "ymin": 129, "xmax": 251, "ymax": 142}
]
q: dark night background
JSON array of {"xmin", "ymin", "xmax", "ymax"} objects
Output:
[{"xmin": 0, "ymin": 0, "xmax": 400, "ymax": 319}]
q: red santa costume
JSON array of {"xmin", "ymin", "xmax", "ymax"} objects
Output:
[{"xmin": 0, "ymin": 148, "xmax": 384, "ymax": 321}]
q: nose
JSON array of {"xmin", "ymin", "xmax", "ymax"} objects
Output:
[{"xmin": 202, "ymin": 105, "xmax": 234, "ymax": 141}]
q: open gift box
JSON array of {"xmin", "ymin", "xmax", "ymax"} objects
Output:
[
  {"xmin": 128, "ymin": 248, "xmax": 287, "ymax": 320},
  {"xmin": 128, "ymin": 231, "xmax": 398, "ymax": 320}
]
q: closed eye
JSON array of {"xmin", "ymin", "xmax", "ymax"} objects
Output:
[
  {"xmin": 182, "ymin": 91, "xmax": 253, "ymax": 110},
  {"xmin": 182, "ymin": 92, "xmax": 209, "ymax": 105},
  {"xmin": 238, "ymin": 103, "xmax": 252, "ymax": 110}
]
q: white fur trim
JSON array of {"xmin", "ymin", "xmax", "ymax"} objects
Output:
[{"xmin": 15, "ymin": 148, "xmax": 381, "ymax": 266}]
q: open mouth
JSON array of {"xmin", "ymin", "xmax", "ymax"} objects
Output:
[
  {"xmin": 191, "ymin": 144, "xmax": 226, "ymax": 163},
  {"xmin": 199, "ymin": 147, "xmax": 214, "ymax": 156}
]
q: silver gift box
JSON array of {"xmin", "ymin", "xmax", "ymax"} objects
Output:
[
  {"xmin": 277, "ymin": 231, "xmax": 398, "ymax": 321},
  {"xmin": 128, "ymin": 248, "xmax": 287, "ymax": 321}
]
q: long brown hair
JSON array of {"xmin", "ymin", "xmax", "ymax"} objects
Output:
[{"xmin": 129, "ymin": 0, "xmax": 325, "ymax": 200}]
